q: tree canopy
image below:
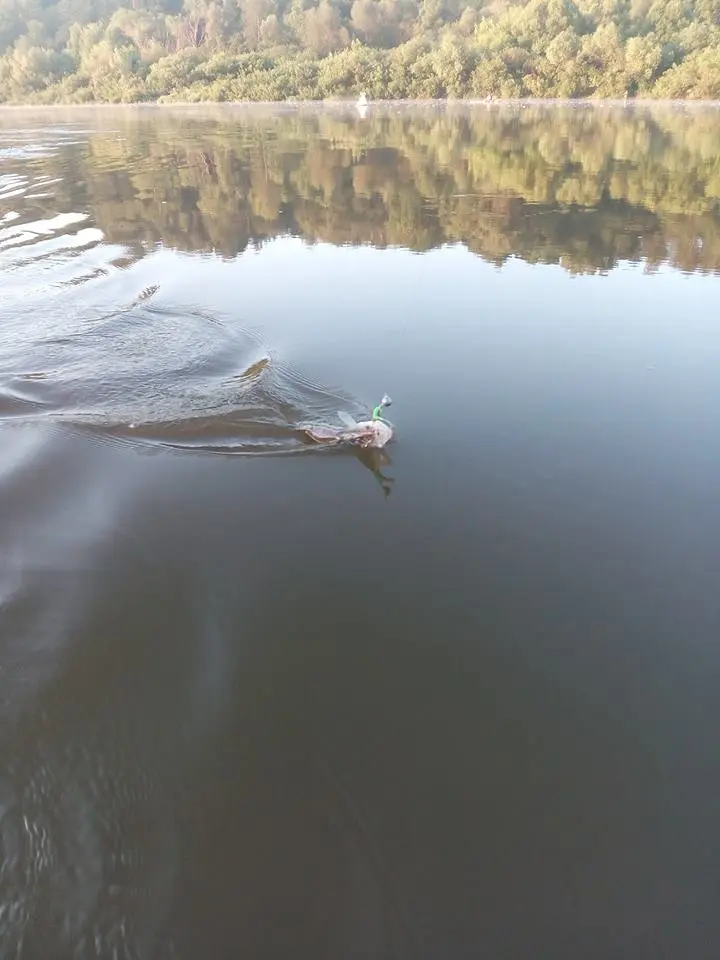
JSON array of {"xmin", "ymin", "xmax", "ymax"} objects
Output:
[{"xmin": 1, "ymin": 0, "xmax": 720, "ymax": 102}]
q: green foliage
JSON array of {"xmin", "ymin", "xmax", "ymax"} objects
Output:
[
  {"xmin": 653, "ymin": 47, "xmax": 720, "ymax": 98},
  {"xmin": 1, "ymin": 0, "xmax": 720, "ymax": 101}
]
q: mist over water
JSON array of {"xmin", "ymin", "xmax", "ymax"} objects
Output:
[{"xmin": 2, "ymin": 104, "xmax": 720, "ymax": 960}]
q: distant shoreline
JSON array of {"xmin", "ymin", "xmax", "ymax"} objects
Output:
[{"xmin": 2, "ymin": 97, "xmax": 720, "ymax": 111}]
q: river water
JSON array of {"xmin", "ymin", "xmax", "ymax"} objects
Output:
[{"xmin": 1, "ymin": 103, "xmax": 720, "ymax": 959}]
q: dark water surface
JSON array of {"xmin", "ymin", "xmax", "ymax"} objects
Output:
[{"xmin": 2, "ymin": 103, "xmax": 720, "ymax": 959}]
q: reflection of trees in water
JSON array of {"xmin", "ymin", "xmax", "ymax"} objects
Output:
[{"xmin": 33, "ymin": 106, "xmax": 720, "ymax": 274}]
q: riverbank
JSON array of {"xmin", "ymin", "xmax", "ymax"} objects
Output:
[{"xmin": 2, "ymin": 97, "xmax": 720, "ymax": 111}]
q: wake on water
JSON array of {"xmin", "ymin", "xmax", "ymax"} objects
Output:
[
  {"xmin": 0, "ymin": 178, "xmax": 389, "ymax": 459},
  {"xmin": 0, "ymin": 290, "xmax": 380, "ymax": 457}
]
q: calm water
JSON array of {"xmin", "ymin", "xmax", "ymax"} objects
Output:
[{"xmin": 2, "ymin": 103, "xmax": 720, "ymax": 960}]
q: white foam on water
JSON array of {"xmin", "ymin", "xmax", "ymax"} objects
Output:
[
  {"xmin": 66, "ymin": 227, "xmax": 104, "ymax": 247},
  {"xmin": 32, "ymin": 212, "xmax": 88, "ymax": 233},
  {"xmin": 0, "ymin": 175, "xmax": 27, "ymax": 196},
  {"xmin": 0, "ymin": 188, "xmax": 27, "ymax": 200},
  {"xmin": 6, "ymin": 227, "xmax": 104, "ymax": 260},
  {"xmin": 0, "ymin": 213, "xmax": 88, "ymax": 247},
  {"xmin": 0, "ymin": 231, "xmax": 37, "ymax": 249}
]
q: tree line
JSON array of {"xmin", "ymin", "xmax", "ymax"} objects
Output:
[
  {"xmin": 8, "ymin": 105, "xmax": 720, "ymax": 273},
  {"xmin": 1, "ymin": 0, "xmax": 720, "ymax": 103}
]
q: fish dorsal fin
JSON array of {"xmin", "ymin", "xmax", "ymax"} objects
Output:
[{"xmin": 337, "ymin": 411, "xmax": 358, "ymax": 428}]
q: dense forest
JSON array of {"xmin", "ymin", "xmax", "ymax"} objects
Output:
[
  {"xmin": 5, "ymin": 106, "xmax": 719, "ymax": 272},
  {"xmin": 0, "ymin": 0, "xmax": 719, "ymax": 103}
]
